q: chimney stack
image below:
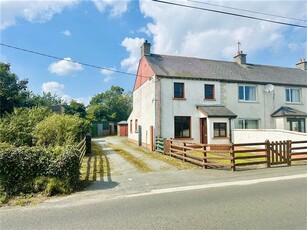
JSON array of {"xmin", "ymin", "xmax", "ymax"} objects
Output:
[
  {"xmin": 234, "ymin": 51, "xmax": 247, "ymax": 65},
  {"xmin": 141, "ymin": 40, "xmax": 151, "ymax": 57},
  {"xmin": 296, "ymin": 58, "xmax": 307, "ymax": 71}
]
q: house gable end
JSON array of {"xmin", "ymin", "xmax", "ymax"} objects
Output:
[{"xmin": 133, "ymin": 57, "xmax": 155, "ymax": 91}]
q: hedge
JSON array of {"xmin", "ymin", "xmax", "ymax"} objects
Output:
[{"xmin": 0, "ymin": 145, "xmax": 80, "ymax": 195}]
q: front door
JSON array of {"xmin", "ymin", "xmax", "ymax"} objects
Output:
[
  {"xmin": 200, "ymin": 118, "xmax": 208, "ymax": 144},
  {"xmin": 287, "ymin": 118, "xmax": 305, "ymax": 132}
]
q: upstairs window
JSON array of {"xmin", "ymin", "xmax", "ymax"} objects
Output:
[
  {"xmin": 239, "ymin": 85, "xmax": 256, "ymax": 101},
  {"xmin": 174, "ymin": 82, "xmax": 184, "ymax": 99},
  {"xmin": 286, "ymin": 88, "xmax": 300, "ymax": 103},
  {"xmin": 204, "ymin": 84, "xmax": 215, "ymax": 100},
  {"xmin": 174, "ymin": 116, "xmax": 191, "ymax": 138}
]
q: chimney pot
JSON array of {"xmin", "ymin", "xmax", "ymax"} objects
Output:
[
  {"xmin": 141, "ymin": 41, "xmax": 151, "ymax": 57},
  {"xmin": 234, "ymin": 51, "xmax": 247, "ymax": 65},
  {"xmin": 296, "ymin": 58, "xmax": 307, "ymax": 71}
]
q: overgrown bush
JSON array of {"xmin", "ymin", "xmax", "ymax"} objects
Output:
[
  {"xmin": 0, "ymin": 146, "xmax": 80, "ymax": 195},
  {"xmin": 0, "ymin": 107, "xmax": 51, "ymax": 146},
  {"xmin": 33, "ymin": 114, "xmax": 90, "ymax": 147}
]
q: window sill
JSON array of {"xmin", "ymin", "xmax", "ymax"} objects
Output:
[
  {"xmin": 285, "ymin": 102, "xmax": 302, "ymax": 105},
  {"xmin": 213, "ymin": 137, "xmax": 228, "ymax": 139},
  {"xmin": 173, "ymin": 98, "xmax": 186, "ymax": 100},
  {"xmin": 172, "ymin": 138, "xmax": 193, "ymax": 140},
  {"xmin": 135, "ymin": 131, "xmax": 138, "ymax": 133},
  {"xmin": 204, "ymin": 98, "xmax": 216, "ymax": 101},
  {"xmin": 238, "ymin": 100, "xmax": 258, "ymax": 103}
]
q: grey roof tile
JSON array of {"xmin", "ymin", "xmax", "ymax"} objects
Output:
[
  {"xmin": 145, "ymin": 54, "xmax": 307, "ymax": 87},
  {"xmin": 197, "ymin": 105, "xmax": 237, "ymax": 118},
  {"xmin": 271, "ymin": 106, "xmax": 307, "ymax": 117}
]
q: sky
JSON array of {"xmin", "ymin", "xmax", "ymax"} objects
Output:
[{"xmin": 1, "ymin": 0, "xmax": 306, "ymax": 105}]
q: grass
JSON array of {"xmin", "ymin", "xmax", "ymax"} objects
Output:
[{"xmin": 80, "ymin": 141, "xmax": 111, "ymax": 183}]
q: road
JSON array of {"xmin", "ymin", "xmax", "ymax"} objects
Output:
[{"xmin": 1, "ymin": 166, "xmax": 307, "ymax": 230}]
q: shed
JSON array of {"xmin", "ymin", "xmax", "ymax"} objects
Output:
[{"xmin": 117, "ymin": 121, "xmax": 128, "ymax": 136}]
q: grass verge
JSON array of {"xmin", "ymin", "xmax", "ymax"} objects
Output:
[{"xmin": 80, "ymin": 141, "xmax": 111, "ymax": 183}]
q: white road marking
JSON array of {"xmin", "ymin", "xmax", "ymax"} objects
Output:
[{"xmin": 127, "ymin": 174, "xmax": 307, "ymax": 198}]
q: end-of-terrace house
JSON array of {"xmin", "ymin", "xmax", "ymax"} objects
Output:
[{"xmin": 128, "ymin": 41, "xmax": 307, "ymax": 150}]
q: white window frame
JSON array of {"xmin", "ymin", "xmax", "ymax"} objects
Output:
[
  {"xmin": 237, "ymin": 119, "xmax": 260, "ymax": 129},
  {"xmin": 238, "ymin": 85, "xmax": 257, "ymax": 102},
  {"xmin": 285, "ymin": 88, "xmax": 301, "ymax": 103}
]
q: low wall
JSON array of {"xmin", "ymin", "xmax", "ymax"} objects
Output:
[{"xmin": 233, "ymin": 129, "xmax": 307, "ymax": 143}]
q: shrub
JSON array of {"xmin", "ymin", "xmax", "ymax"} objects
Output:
[
  {"xmin": 0, "ymin": 146, "xmax": 80, "ymax": 195},
  {"xmin": 0, "ymin": 107, "xmax": 51, "ymax": 146},
  {"xmin": 33, "ymin": 114, "xmax": 90, "ymax": 147}
]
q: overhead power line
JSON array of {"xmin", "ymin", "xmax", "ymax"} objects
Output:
[
  {"xmin": 188, "ymin": 0, "xmax": 306, "ymax": 22},
  {"xmin": 0, "ymin": 43, "xmax": 151, "ymax": 78},
  {"xmin": 152, "ymin": 0, "xmax": 307, "ymax": 29}
]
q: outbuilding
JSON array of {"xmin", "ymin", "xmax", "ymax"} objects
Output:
[{"xmin": 117, "ymin": 121, "xmax": 128, "ymax": 136}]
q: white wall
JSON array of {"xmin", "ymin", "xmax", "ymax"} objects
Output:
[
  {"xmin": 128, "ymin": 77, "xmax": 156, "ymax": 145},
  {"xmin": 233, "ymin": 129, "xmax": 307, "ymax": 143},
  {"xmin": 160, "ymin": 78, "xmax": 221, "ymax": 143},
  {"xmin": 223, "ymin": 83, "xmax": 307, "ymax": 130}
]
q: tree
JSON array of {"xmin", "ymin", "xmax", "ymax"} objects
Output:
[
  {"xmin": 64, "ymin": 100, "xmax": 86, "ymax": 118},
  {"xmin": 0, "ymin": 107, "xmax": 52, "ymax": 146},
  {"xmin": 27, "ymin": 92, "xmax": 62, "ymax": 107},
  {"xmin": 0, "ymin": 63, "xmax": 28, "ymax": 116},
  {"xmin": 87, "ymin": 86, "xmax": 132, "ymax": 121}
]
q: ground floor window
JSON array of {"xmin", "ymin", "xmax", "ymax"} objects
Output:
[
  {"xmin": 238, "ymin": 119, "xmax": 259, "ymax": 129},
  {"xmin": 174, "ymin": 116, "xmax": 191, "ymax": 138},
  {"xmin": 287, "ymin": 118, "xmax": 305, "ymax": 132},
  {"xmin": 214, "ymin": 123, "xmax": 227, "ymax": 137}
]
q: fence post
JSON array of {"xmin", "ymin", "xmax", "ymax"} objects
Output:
[
  {"xmin": 183, "ymin": 143, "xmax": 186, "ymax": 162},
  {"xmin": 86, "ymin": 134, "xmax": 91, "ymax": 155},
  {"xmin": 164, "ymin": 139, "xmax": 170, "ymax": 155},
  {"xmin": 287, "ymin": 140, "xmax": 291, "ymax": 166},
  {"xmin": 203, "ymin": 145, "xmax": 207, "ymax": 169},
  {"xmin": 230, "ymin": 143, "xmax": 235, "ymax": 171},
  {"xmin": 265, "ymin": 140, "xmax": 270, "ymax": 168}
]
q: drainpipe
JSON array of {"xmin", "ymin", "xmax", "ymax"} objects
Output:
[{"xmin": 229, "ymin": 118, "xmax": 233, "ymax": 143}]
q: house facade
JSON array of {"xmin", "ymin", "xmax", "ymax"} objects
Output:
[{"xmin": 128, "ymin": 41, "xmax": 307, "ymax": 148}]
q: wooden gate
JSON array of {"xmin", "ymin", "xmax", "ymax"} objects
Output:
[{"xmin": 270, "ymin": 141, "xmax": 290, "ymax": 165}]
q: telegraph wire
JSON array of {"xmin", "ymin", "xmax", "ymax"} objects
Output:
[
  {"xmin": 0, "ymin": 42, "xmax": 151, "ymax": 79},
  {"xmin": 152, "ymin": 0, "xmax": 307, "ymax": 29},
  {"xmin": 188, "ymin": 0, "xmax": 306, "ymax": 22}
]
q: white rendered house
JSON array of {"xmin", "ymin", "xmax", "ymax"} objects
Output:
[{"xmin": 128, "ymin": 41, "xmax": 307, "ymax": 149}]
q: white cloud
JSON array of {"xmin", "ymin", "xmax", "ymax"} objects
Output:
[
  {"xmin": 0, "ymin": 0, "xmax": 78, "ymax": 30},
  {"xmin": 101, "ymin": 67, "xmax": 116, "ymax": 82},
  {"xmin": 92, "ymin": 0, "xmax": 130, "ymax": 17},
  {"xmin": 48, "ymin": 57, "xmax": 83, "ymax": 76},
  {"xmin": 42, "ymin": 81, "xmax": 90, "ymax": 105},
  {"xmin": 121, "ymin": 37, "xmax": 145, "ymax": 73},
  {"xmin": 62, "ymin": 30, "xmax": 71, "ymax": 36},
  {"xmin": 42, "ymin": 81, "xmax": 65, "ymax": 96},
  {"xmin": 139, "ymin": 0, "xmax": 306, "ymax": 61}
]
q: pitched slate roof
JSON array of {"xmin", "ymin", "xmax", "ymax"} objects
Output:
[
  {"xmin": 197, "ymin": 105, "xmax": 237, "ymax": 118},
  {"xmin": 271, "ymin": 106, "xmax": 307, "ymax": 117},
  {"xmin": 145, "ymin": 54, "xmax": 307, "ymax": 87}
]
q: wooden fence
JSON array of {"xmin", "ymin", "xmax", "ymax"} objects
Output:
[
  {"xmin": 77, "ymin": 135, "xmax": 91, "ymax": 164},
  {"xmin": 155, "ymin": 137, "xmax": 307, "ymax": 171}
]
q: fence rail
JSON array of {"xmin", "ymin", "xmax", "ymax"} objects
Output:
[
  {"xmin": 155, "ymin": 137, "xmax": 307, "ymax": 171},
  {"xmin": 77, "ymin": 135, "xmax": 91, "ymax": 164}
]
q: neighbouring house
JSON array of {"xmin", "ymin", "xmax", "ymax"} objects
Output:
[
  {"xmin": 128, "ymin": 41, "xmax": 307, "ymax": 149},
  {"xmin": 117, "ymin": 121, "xmax": 128, "ymax": 136}
]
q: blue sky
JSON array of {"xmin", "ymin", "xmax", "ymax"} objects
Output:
[{"xmin": 1, "ymin": 0, "xmax": 306, "ymax": 105}]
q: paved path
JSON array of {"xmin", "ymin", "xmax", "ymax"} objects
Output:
[{"xmin": 93, "ymin": 136, "xmax": 177, "ymax": 177}]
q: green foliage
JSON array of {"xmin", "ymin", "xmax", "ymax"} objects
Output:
[
  {"xmin": 33, "ymin": 114, "xmax": 90, "ymax": 146},
  {"xmin": 0, "ymin": 146, "xmax": 80, "ymax": 195},
  {"xmin": 0, "ymin": 107, "xmax": 52, "ymax": 146},
  {"xmin": 64, "ymin": 100, "xmax": 86, "ymax": 118},
  {"xmin": 87, "ymin": 86, "xmax": 132, "ymax": 121},
  {"xmin": 0, "ymin": 63, "xmax": 29, "ymax": 116},
  {"xmin": 27, "ymin": 92, "xmax": 62, "ymax": 107}
]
